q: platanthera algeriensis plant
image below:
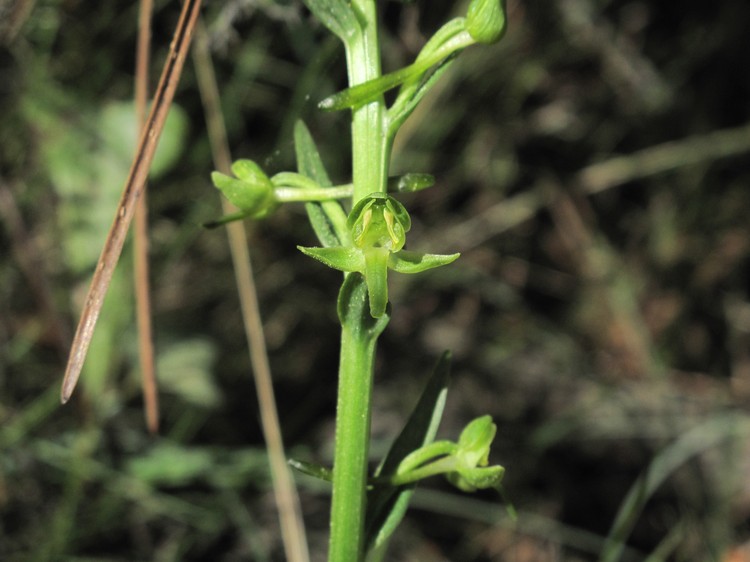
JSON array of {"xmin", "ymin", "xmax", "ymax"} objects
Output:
[{"xmin": 208, "ymin": 1, "xmax": 509, "ymax": 560}]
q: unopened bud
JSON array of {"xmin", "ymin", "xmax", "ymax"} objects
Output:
[{"xmin": 466, "ymin": 0, "xmax": 507, "ymax": 45}]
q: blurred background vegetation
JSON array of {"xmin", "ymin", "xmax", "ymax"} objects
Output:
[{"xmin": 2, "ymin": 0, "xmax": 750, "ymax": 560}]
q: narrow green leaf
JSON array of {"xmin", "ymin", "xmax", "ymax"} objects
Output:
[
  {"xmin": 388, "ymin": 250, "xmax": 460, "ymax": 273},
  {"xmin": 288, "ymin": 458, "xmax": 333, "ymax": 482},
  {"xmin": 388, "ymin": 18, "xmax": 468, "ymax": 133},
  {"xmin": 302, "ymin": 0, "xmax": 361, "ymax": 42},
  {"xmin": 319, "ymin": 29, "xmax": 474, "ymax": 112},
  {"xmin": 320, "ymin": 65, "xmax": 414, "ymax": 112},
  {"xmin": 293, "ymin": 121, "xmax": 333, "ymax": 187},
  {"xmin": 601, "ymin": 413, "xmax": 750, "ymax": 562},
  {"xmin": 364, "ymin": 352, "xmax": 452, "ymax": 558},
  {"xmin": 294, "ymin": 120, "xmax": 350, "ymax": 247}
]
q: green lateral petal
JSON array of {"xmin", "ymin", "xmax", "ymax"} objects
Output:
[
  {"xmin": 363, "ymin": 248, "xmax": 391, "ymax": 318},
  {"xmin": 297, "ymin": 246, "xmax": 364, "ymax": 273},
  {"xmin": 388, "ymin": 250, "xmax": 460, "ymax": 273}
]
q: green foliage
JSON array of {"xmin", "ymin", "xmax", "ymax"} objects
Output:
[
  {"xmin": 156, "ymin": 339, "xmax": 222, "ymax": 409},
  {"xmin": 293, "ymin": 120, "xmax": 350, "ymax": 247},
  {"xmin": 10, "ymin": 0, "xmax": 749, "ymax": 560},
  {"xmin": 128, "ymin": 442, "xmax": 269, "ymax": 489},
  {"xmin": 365, "ymin": 352, "xmax": 452, "ymax": 557},
  {"xmin": 301, "ymin": 0, "xmax": 361, "ymax": 43}
]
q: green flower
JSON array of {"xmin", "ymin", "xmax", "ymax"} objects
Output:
[
  {"xmin": 299, "ymin": 193, "xmax": 459, "ymax": 318},
  {"xmin": 446, "ymin": 415, "xmax": 505, "ymax": 492},
  {"xmin": 210, "ymin": 159, "xmax": 279, "ymax": 220},
  {"xmin": 383, "ymin": 415, "xmax": 505, "ymax": 493}
]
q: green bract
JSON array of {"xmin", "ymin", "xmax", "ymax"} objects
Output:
[
  {"xmin": 299, "ymin": 193, "xmax": 459, "ymax": 318},
  {"xmin": 318, "ymin": 21, "xmax": 474, "ymax": 112}
]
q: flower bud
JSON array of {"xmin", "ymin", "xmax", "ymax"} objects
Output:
[
  {"xmin": 466, "ymin": 0, "xmax": 507, "ymax": 45},
  {"xmin": 231, "ymin": 159, "xmax": 273, "ymax": 188},
  {"xmin": 456, "ymin": 415, "xmax": 496, "ymax": 467},
  {"xmin": 211, "ymin": 159, "xmax": 277, "ymax": 218}
]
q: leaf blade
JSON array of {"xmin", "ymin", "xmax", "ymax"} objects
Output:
[
  {"xmin": 365, "ymin": 352, "xmax": 452, "ymax": 557},
  {"xmin": 293, "ymin": 120, "xmax": 350, "ymax": 247}
]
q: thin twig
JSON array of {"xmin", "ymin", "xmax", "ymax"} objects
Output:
[
  {"xmin": 192, "ymin": 20, "xmax": 310, "ymax": 562},
  {"xmin": 134, "ymin": 0, "xmax": 159, "ymax": 433},
  {"xmin": 577, "ymin": 121, "xmax": 750, "ymax": 194},
  {"xmin": 61, "ymin": 0, "xmax": 203, "ymax": 403}
]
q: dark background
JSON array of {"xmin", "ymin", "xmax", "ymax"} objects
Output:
[{"xmin": 2, "ymin": 0, "xmax": 750, "ymax": 560}]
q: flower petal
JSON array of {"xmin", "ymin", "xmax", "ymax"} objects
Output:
[
  {"xmin": 388, "ymin": 250, "xmax": 460, "ymax": 273},
  {"xmin": 298, "ymin": 246, "xmax": 364, "ymax": 272}
]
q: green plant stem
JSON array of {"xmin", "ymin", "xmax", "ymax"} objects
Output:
[
  {"xmin": 329, "ymin": 321, "xmax": 375, "ymax": 561},
  {"xmin": 326, "ymin": 3, "xmax": 390, "ymax": 560},
  {"xmin": 346, "ymin": 0, "xmax": 388, "ymax": 203},
  {"xmin": 329, "ymin": 274, "xmax": 388, "ymax": 562}
]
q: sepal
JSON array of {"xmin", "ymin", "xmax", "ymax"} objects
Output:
[
  {"xmin": 297, "ymin": 246, "xmax": 364, "ymax": 272},
  {"xmin": 388, "ymin": 250, "xmax": 460, "ymax": 274}
]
